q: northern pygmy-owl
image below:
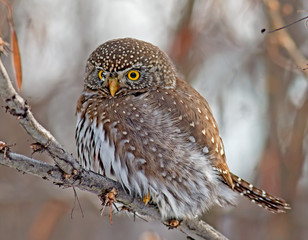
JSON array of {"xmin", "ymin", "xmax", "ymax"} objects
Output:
[{"xmin": 75, "ymin": 38, "xmax": 290, "ymax": 219}]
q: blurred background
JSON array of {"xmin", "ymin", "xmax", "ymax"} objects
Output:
[{"xmin": 0, "ymin": 0, "xmax": 307, "ymax": 239}]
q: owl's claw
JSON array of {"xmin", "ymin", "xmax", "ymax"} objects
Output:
[
  {"xmin": 165, "ymin": 219, "xmax": 182, "ymax": 229},
  {"xmin": 0, "ymin": 141, "xmax": 13, "ymax": 159},
  {"xmin": 143, "ymin": 192, "xmax": 151, "ymax": 205},
  {"xmin": 100, "ymin": 188, "xmax": 118, "ymax": 224}
]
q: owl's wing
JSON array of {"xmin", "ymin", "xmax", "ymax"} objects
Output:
[{"xmin": 166, "ymin": 77, "xmax": 234, "ymax": 188}]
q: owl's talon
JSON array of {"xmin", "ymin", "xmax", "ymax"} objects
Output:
[
  {"xmin": 100, "ymin": 188, "xmax": 118, "ymax": 224},
  {"xmin": 0, "ymin": 141, "xmax": 13, "ymax": 159},
  {"xmin": 165, "ymin": 219, "xmax": 182, "ymax": 229},
  {"xmin": 143, "ymin": 192, "xmax": 151, "ymax": 205}
]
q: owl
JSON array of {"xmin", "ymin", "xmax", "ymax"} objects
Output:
[{"xmin": 75, "ymin": 38, "xmax": 290, "ymax": 220}]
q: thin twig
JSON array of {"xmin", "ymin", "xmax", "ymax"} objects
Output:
[
  {"xmin": 263, "ymin": 0, "xmax": 308, "ymax": 79},
  {"xmin": 71, "ymin": 186, "xmax": 84, "ymax": 219}
]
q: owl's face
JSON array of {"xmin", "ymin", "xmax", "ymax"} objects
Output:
[{"xmin": 84, "ymin": 38, "xmax": 177, "ymax": 97}]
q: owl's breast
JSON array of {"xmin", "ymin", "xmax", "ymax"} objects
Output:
[
  {"xmin": 76, "ymin": 90, "xmax": 220, "ymax": 198},
  {"xmin": 107, "ymin": 91, "xmax": 216, "ymax": 181}
]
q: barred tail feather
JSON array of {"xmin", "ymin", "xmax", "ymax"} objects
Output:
[{"xmin": 230, "ymin": 173, "xmax": 291, "ymax": 213}]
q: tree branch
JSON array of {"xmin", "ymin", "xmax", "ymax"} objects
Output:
[
  {"xmin": 0, "ymin": 56, "xmax": 228, "ymax": 240},
  {"xmin": 0, "ymin": 151, "xmax": 227, "ymax": 240},
  {"xmin": 0, "ymin": 57, "xmax": 79, "ymax": 174},
  {"xmin": 0, "ymin": 151, "xmax": 160, "ymax": 219}
]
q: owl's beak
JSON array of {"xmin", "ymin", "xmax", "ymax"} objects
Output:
[{"xmin": 108, "ymin": 77, "xmax": 120, "ymax": 97}]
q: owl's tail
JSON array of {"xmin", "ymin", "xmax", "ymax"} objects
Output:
[{"xmin": 230, "ymin": 172, "xmax": 291, "ymax": 213}]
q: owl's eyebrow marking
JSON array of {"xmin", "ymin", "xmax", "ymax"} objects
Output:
[
  {"xmin": 130, "ymin": 66, "xmax": 145, "ymax": 71},
  {"xmin": 96, "ymin": 66, "xmax": 107, "ymax": 75}
]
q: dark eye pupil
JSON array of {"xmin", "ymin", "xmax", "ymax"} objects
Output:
[{"xmin": 130, "ymin": 72, "xmax": 136, "ymax": 78}]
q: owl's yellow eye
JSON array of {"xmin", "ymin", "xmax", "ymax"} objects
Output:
[
  {"xmin": 98, "ymin": 70, "xmax": 104, "ymax": 80},
  {"xmin": 127, "ymin": 70, "xmax": 140, "ymax": 81}
]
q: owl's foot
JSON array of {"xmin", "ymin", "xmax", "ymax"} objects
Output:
[
  {"xmin": 143, "ymin": 192, "xmax": 151, "ymax": 205},
  {"xmin": 165, "ymin": 219, "xmax": 182, "ymax": 229},
  {"xmin": 100, "ymin": 188, "xmax": 118, "ymax": 224},
  {"xmin": 0, "ymin": 140, "xmax": 13, "ymax": 159}
]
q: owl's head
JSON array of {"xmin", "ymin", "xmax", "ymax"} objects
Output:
[{"xmin": 84, "ymin": 38, "xmax": 177, "ymax": 97}]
